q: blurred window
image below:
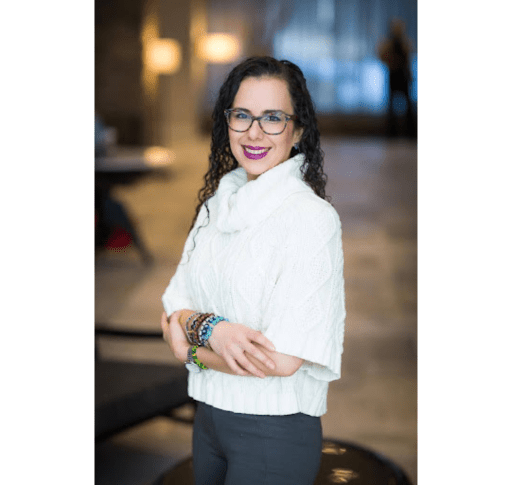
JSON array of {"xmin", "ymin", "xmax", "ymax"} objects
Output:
[
  {"xmin": 203, "ymin": 0, "xmax": 417, "ymax": 116},
  {"xmin": 273, "ymin": 0, "xmax": 417, "ymax": 114}
]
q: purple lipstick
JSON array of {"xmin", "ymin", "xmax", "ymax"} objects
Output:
[{"xmin": 243, "ymin": 145, "xmax": 270, "ymax": 160}]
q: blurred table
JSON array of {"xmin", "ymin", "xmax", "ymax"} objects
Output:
[
  {"xmin": 95, "ymin": 146, "xmax": 174, "ymax": 173},
  {"xmin": 95, "ymin": 146, "xmax": 175, "ymax": 263}
]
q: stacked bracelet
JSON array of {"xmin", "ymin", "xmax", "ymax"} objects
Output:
[
  {"xmin": 186, "ymin": 312, "xmax": 207, "ymax": 346},
  {"xmin": 183, "ymin": 312, "xmax": 229, "ymax": 373},
  {"xmin": 185, "ymin": 312, "xmax": 201, "ymax": 344},
  {"xmin": 199, "ymin": 315, "xmax": 227, "ymax": 348},
  {"xmin": 184, "ymin": 312, "xmax": 229, "ymax": 348},
  {"xmin": 192, "ymin": 313, "xmax": 213, "ymax": 346}
]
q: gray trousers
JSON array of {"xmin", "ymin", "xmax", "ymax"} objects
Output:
[{"xmin": 192, "ymin": 402, "xmax": 322, "ymax": 485}]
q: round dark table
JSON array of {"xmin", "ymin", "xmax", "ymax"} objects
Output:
[{"xmin": 153, "ymin": 438, "xmax": 413, "ymax": 484}]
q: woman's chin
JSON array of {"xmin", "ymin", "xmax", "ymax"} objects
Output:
[
  {"xmin": 247, "ymin": 170, "xmax": 262, "ymax": 181},
  {"xmin": 241, "ymin": 163, "xmax": 266, "ymax": 181}
]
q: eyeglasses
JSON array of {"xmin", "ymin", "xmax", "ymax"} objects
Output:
[{"xmin": 224, "ymin": 109, "xmax": 298, "ymax": 135}]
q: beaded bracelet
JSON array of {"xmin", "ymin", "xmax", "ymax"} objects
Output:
[
  {"xmin": 193, "ymin": 313, "xmax": 213, "ymax": 345},
  {"xmin": 185, "ymin": 312, "xmax": 201, "ymax": 344},
  {"xmin": 185, "ymin": 312, "xmax": 229, "ymax": 347},
  {"xmin": 192, "ymin": 345, "xmax": 208, "ymax": 370},
  {"xmin": 185, "ymin": 311, "xmax": 200, "ymax": 329},
  {"xmin": 197, "ymin": 318, "xmax": 210, "ymax": 345},
  {"xmin": 187, "ymin": 313, "xmax": 201, "ymax": 344},
  {"xmin": 197, "ymin": 314, "xmax": 218, "ymax": 341},
  {"xmin": 199, "ymin": 315, "xmax": 229, "ymax": 348},
  {"xmin": 186, "ymin": 312, "xmax": 203, "ymax": 345},
  {"xmin": 189, "ymin": 313, "xmax": 212, "ymax": 346}
]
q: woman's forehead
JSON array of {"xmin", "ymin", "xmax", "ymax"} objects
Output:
[{"xmin": 232, "ymin": 77, "xmax": 293, "ymax": 113}]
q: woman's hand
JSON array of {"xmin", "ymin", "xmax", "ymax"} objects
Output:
[
  {"xmin": 208, "ymin": 321, "xmax": 277, "ymax": 377},
  {"xmin": 161, "ymin": 311, "xmax": 189, "ymax": 362}
]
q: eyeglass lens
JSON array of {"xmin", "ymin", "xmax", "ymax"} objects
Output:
[{"xmin": 227, "ymin": 111, "xmax": 287, "ymax": 135}]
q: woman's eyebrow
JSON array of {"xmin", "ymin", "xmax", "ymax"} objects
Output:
[{"xmin": 232, "ymin": 108, "xmax": 285, "ymax": 114}]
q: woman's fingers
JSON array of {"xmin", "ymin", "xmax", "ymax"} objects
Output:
[
  {"xmin": 220, "ymin": 344, "xmax": 265, "ymax": 378},
  {"xmin": 167, "ymin": 320, "xmax": 178, "ymax": 351},
  {"xmin": 168, "ymin": 318, "xmax": 180, "ymax": 341},
  {"xmin": 160, "ymin": 311, "xmax": 167, "ymax": 328},
  {"xmin": 239, "ymin": 358, "xmax": 267, "ymax": 379},
  {"xmin": 249, "ymin": 330, "xmax": 276, "ymax": 353},
  {"xmin": 243, "ymin": 342, "xmax": 276, "ymax": 370},
  {"xmin": 168, "ymin": 318, "xmax": 190, "ymax": 362},
  {"xmin": 197, "ymin": 321, "xmax": 276, "ymax": 378},
  {"xmin": 169, "ymin": 318, "xmax": 188, "ymax": 345},
  {"xmin": 161, "ymin": 312, "xmax": 169, "ymax": 340},
  {"xmin": 233, "ymin": 355, "xmax": 265, "ymax": 379},
  {"xmin": 231, "ymin": 344, "xmax": 268, "ymax": 379},
  {"xmin": 223, "ymin": 354, "xmax": 250, "ymax": 377}
]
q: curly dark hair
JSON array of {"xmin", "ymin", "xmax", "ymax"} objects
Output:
[{"xmin": 189, "ymin": 55, "xmax": 329, "ymax": 237}]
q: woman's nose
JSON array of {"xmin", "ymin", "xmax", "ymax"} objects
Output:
[{"xmin": 247, "ymin": 119, "xmax": 264, "ymax": 139}]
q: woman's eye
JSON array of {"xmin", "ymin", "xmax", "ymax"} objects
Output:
[
  {"xmin": 234, "ymin": 111, "xmax": 249, "ymax": 119},
  {"xmin": 265, "ymin": 114, "xmax": 282, "ymax": 122}
]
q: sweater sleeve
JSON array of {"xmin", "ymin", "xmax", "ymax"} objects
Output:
[
  {"xmin": 262, "ymin": 203, "xmax": 346, "ymax": 382},
  {"xmin": 161, "ymin": 203, "xmax": 208, "ymax": 316}
]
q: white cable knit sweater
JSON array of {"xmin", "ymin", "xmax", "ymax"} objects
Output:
[{"xmin": 162, "ymin": 153, "xmax": 346, "ymax": 417}]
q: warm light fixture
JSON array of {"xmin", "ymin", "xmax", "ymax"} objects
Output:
[
  {"xmin": 145, "ymin": 38, "xmax": 182, "ymax": 74},
  {"xmin": 144, "ymin": 146, "xmax": 175, "ymax": 166},
  {"xmin": 196, "ymin": 33, "xmax": 241, "ymax": 64}
]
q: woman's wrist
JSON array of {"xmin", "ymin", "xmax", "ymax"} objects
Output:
[{"xmin": 180, "ymin": 311, "xmax": 229, "ymax": 348}]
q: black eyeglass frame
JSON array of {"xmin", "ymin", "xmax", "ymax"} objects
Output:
[{"xmin": 224, "ymin": 109, "xmax": 298, "ymax": 135}]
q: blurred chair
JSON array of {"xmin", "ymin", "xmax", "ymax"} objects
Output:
[
  {"xmin": 153, "ymin": 438, "xmax": 413, "ymax": 484},
  {"xmin": 95, "ymin": 185, "xmax": 154, "ymax": 264},
  {"xmin": 94, "ymin": 113, "xmax": 160, "ymax": 265},
  {"xmin": 95, "ymin": 326, "xmax": 194, "ymax": 442}
]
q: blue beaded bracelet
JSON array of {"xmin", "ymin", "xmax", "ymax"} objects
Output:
[{"xmin": 200, "ymin": 315, "xmax": 228, "ymax": 348}]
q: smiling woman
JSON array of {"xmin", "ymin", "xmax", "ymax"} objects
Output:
[
  {"xmin": 226, "ymin": 77, "xmax": 303, "ymax": 181},
  {"xmin": 161, "ymin": 56, "xmax": 346, "ymax": 485}
]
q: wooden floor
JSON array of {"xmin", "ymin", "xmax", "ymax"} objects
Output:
[{"xmin": 95, "ymin": 135, "xmax": 417, "ymax": 485}]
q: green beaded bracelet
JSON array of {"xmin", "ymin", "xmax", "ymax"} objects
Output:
[{"xmin": 192, "ymin": 345, "xmax": 208, "ymax": 370}]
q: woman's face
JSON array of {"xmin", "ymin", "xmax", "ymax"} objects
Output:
[{"xmin": 228, "ymin": 76, "xmax": 303, "ymax": 182}]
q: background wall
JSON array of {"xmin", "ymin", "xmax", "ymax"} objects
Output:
[{"xmin": 95, "ymin": 0, "xmax": 146, "ymax": 144}]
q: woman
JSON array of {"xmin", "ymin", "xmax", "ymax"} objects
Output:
[{"xmin": 161, "ymin": 56, "xmax": 346, "ymax": 485}]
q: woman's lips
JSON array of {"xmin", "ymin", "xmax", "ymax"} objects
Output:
[{"xmin": 243, "ymin": 145, "xmax": 270, "ymax": 160}]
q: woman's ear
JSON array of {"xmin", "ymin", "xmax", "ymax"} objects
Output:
[{"xmin": 293, "ymin": 126, "xmax": 304, "ymax": 147}]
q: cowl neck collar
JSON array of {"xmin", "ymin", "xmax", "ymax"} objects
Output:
[{"xmin": 213, "ymin": 153, "xmax": 312, "ymax": 233}]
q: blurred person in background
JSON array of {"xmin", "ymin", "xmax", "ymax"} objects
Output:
[
  {"xmin": 95, "ymin": 112, "xmax": 108, "ymax": 157},
  {"xmin": 378, "ymin": 18, "xmax": 415, "ymax": 138},
  {"xmin": 161, "ymin": 56, "xmax": 345, "ymax": 485},
  {"xmin": 94, "ymin": 112, "xmax": 117, "ymax": 157}
]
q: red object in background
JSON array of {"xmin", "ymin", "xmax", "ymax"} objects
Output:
[{"xmin": 105, "ymin": 226, "xmax": 133, "ymax": 251}]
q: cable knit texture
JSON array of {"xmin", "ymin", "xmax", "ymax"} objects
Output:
[{"xmin": 162, "ymin": 154, "xmax": 346, "ymax": 417}]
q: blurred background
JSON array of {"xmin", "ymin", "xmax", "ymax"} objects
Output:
[
  {"xmin": 95, "ymin": 0, "xmax": 417, "ymax": 484},
  {"xmin": 95, "ymin": 0, "xmax": 416, "ymax": 147}
]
